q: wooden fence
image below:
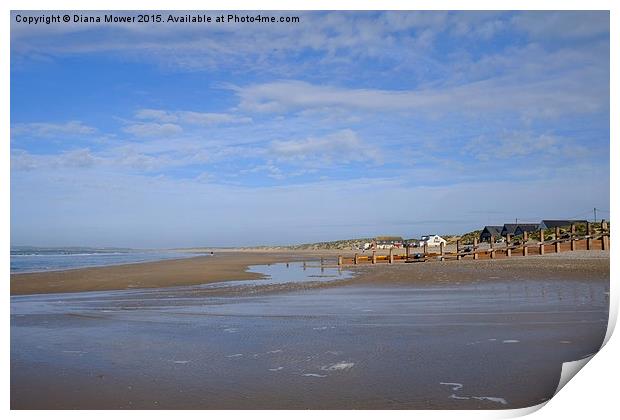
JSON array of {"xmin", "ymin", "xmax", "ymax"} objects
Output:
[{"xmin": 336, "ymin": 220, "xmax": 610, "ymax": 266}]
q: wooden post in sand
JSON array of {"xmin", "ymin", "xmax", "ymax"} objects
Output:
[
  {"xmin": 506, "ymin": 234, "xmax": 512, "ymax": 257},
  {"xmin": 586, "ymin": 222, "xmax": 592, "ymax": 250},
  {"xmin": 473, "ymin": 238, "xmax": 479, "ymax": 260},
  {"xmin": 338, "ymin": 255, "xmax": 343, "ymax": 266},
  {"xmin": 423, "ymin": 242, "xmax": 428, "ymax": 257},
  {"xmin": 570, "ymin": 223, "xmax": 576, "ymax": 251},
  {"xmin": 523, "ymin": 231, "xmax": 529, "ymax": 256},
  {"xmin": 555, "ymin": 227, "xmax": 561, "ymax": 253},
  {"xmin": 490, "ymin": 235, "xmax": 495, "ymax": 259},
  {"xmin": 405, "ymin": 244, "xmax": 410, "ymax": 260},
  {"xmin": 539, "ymin": 229, "xmax": 545, "ymax": 255},
  {"xmin": 353, "ymin": 253, "xmax": 358, "ymax": 265},
  {"xmin": 372, "ymin": 251, "xmax": 377, "ymax": 264},
  {"xmin": 456, "ymin": 240, "xmax": 462, "ymax": 260},
  {"xmin": 602, "ymin": 220, "xmax": 609, "ymax": 250},
  {"xmin": 440, "ymin": 242, "xmax": 445, "ymax": 261},
  {"xmin": 389, "ymin": 248, "xmax": 394, "ymax": 264}
]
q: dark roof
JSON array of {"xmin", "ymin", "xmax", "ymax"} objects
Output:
[
  {"xmin": 539, "ymin": 220, "xmax": 587, "ymax": 229},
  {"xmin": 502, "ymin": 223, "xmax": 539, "ymax": 236},
  {"xmin": 501, "ymin": 224, "xmax": 519, "ymax": 236},
  {"xmin": 480, "ymin": 226, "xmax": 503, "ymax": 236},
  {"xmin": 514, "ymin": 224, "xmax": 540, "ymax": 234}
]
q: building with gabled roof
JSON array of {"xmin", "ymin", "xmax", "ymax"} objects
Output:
[
  {"xmin": 501, "ymin": 223, "xmax": 539, "ymax": 237},
  {"xmin": 539, "ymin": 220, "xmax": 587, "ymax": 229},
  {"xmin": 480, "ymin": 226, "xmax": 503, "ymax": 242}
]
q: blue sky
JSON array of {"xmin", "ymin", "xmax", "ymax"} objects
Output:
[{"xmin": 10, "ymin": 11, "xmax": 610, "ymax": 248}]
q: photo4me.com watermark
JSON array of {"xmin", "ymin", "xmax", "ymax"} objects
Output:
[{"xmin": 14, "ymin": 12, "xmax": 301, "ymax": 25}]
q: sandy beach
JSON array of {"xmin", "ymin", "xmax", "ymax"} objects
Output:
[
  {"xmin": 11, "ymin": 249, "xmax": 609, "ymax": 295},
  {"xmin": 10, "ymin": 250, "xmax": 331, "ymax": 295},
  {"xmin": 11, "ymin": 250, "xmax": 610, "ymax": 409}
]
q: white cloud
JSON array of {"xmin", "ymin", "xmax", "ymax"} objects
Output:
[
  {"xmin": 135, "ymin": 108, "xmax": 252, "ymax": 126},
  {"xmin": 270, "ymin": 129, "xmax": 380, "ymax": 165},
  {"xmin": 512, "ymin": 11, "xmax": 609, "ymax": 40},
  {"xmin": 11, "ymin": 121, "xmax": 96, "ymax": 138},
  {"xmin": 464, "ymin": 131, "xmax": 592, "ymax": 162},
  {"xmin": 232, "ymin": 72, "xmax": 607, "ymax": 119},
  {"xmin": 123, "ymin": 122, "xmax": 183, "ymax": 137},
  {"xmin": 57, "ymin": 148, "xmax": 98, "ymax": 168}
]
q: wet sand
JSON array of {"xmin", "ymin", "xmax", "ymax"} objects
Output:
[{"xmin": 10, "ymin": 252, "xmax": 610, "ymax": 409}]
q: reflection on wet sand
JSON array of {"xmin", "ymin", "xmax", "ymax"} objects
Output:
[{"xmin": 11, "ymin": 262, "xmax": 609, "ymax": 409}]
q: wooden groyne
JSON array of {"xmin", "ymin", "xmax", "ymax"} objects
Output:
[{"xmin": 335, "ymin": 220, "xmax": 610, "ymax": 266}]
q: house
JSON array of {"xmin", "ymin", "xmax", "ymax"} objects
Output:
[
  {"xmin": 419, "ymin": 234, "xmax": 446, "ymax": 247},
  {"xmin": 374, "ymin": 236, "xmax": 404, "ymax": 249},
  {"xmin": 539, "ymin": 220, "xmax": 587, "ymax": 230},
  {"xmin": 514, "ymin": 224, "xmax": 540, "ymax": 236},
  {"xmin": 501, "ymin": 223, "xmax": 539, "ymax": 237},
  {"xmin": 479, "ymin": 226, "xmax": 503, "ymax": 242}
]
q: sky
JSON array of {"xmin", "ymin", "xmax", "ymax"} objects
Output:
[{"xmin": 10, "ymin": 10, "xmax": 610, "ymax": 248}]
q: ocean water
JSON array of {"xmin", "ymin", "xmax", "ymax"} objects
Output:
[{"xmin": 10, "ymin": 247, "xmax": 206, "ymax": 273}]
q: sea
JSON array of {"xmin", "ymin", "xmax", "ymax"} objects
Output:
[{"xmin": 10, "ymin": 246, "xmax": 206, "ymax": 273}]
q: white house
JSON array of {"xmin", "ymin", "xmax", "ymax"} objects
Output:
[{"xmin": 419, "ymin": 234, "xmax": 447, "ymax": 247}]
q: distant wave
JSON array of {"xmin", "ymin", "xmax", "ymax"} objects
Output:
[{"xmin": 10, "ymin": 250, "xmax": 206, "ymax": 273}]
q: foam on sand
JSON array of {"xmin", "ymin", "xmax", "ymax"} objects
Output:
[
  {"xmin": 441, "ymin": 382, "xmax": 507, "ymax": 405},
  {"xmin": 439, "ymin": 382, "xmax": 463, "ymax": 391},
  {"xmin": 321, "ymin": 361, "xmax": 355, "ymax": 371}
]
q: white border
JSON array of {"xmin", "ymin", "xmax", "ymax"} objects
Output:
[{"xmin": 3, "ymin": 1, "xmax": 616, "ymax": 419}]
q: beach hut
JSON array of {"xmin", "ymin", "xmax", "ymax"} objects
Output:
[
  {"xmin": 539, "ymin": 220, "xmax": 587, "ymax": 229},
  {"xmin": 480, "ymin": 226, "xmax": 503, "ymax": 242},
  {"xmin": 501, "ymin": 223, "xmax": 539, "ymax": 237},
  {"xmin": 513, "ymin": 224, "xmax": 540, "ymax": 236}
]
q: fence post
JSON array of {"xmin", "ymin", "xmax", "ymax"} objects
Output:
[
  {"xmin": 539, "ymin": 229, "xmax": 545, "ymax": 255},
  {"xmin": 570, "ymin": 223, "xmax": 576, "ymax": 251},
  {"xmin": 389, "ymin": 248, "xmax": 394, "ymax": 264},
  {"xmin": 440, "ymin": 242, "xmax": 445, "ymax": 261},
  {"xmin": 423, "ymin": 242, "xmax": 428, "ymax": 256},
  {"xmin": 506, "ymin": 234, "xmax": 512, "ymax": 257},
  {"xmin": 586, "ymin": 222, "xmax": 592, "ymax": 250},
  {"xmin": 456, "ymin": 240, "xmax": 462, "ymax": 260},
  {"xmin": 523, "ymin": 231, "xmax": 529, "ymax": 256},
  {"xmin": 405, "ymin": 244, "xmax": 410, "ymax": 260},
  {"xmin": 490, "ymin": 235, "xmax": 495, "ymax": 259},
  {"xmin": 372, "ymin": 251, "xmax": 376, "ymax": 264},
  {"xmin": 338, "ymin": 255, "xmax": 343, "ymax": 266},
  {"xmin": 555, "ymin": 227, "xmax": 561, "ymax": 253},
  {"xmin": 602, "ymin": 219, "xmax": 609, "ymax": 251},
  {"xmin": 473, "ymin": 238, "xmax": 479, "ymax": 260},
  {"xmin": 353, "ymin": 254, "xmax": 358, "ymax": 265}
]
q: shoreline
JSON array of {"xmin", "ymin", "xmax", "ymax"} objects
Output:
[
  {"xmin": 10, "ymin": 249, "xmax": 609, "ymax": 296},
  {"xmin": 10, "ymin": 250, "xmax": 333, "ymax": 295}
]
